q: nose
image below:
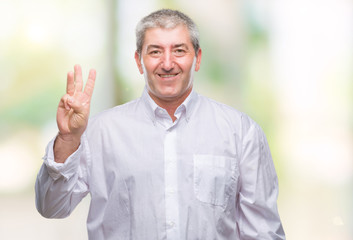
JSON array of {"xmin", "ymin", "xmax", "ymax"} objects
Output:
[{"xmin": 160, "ymin": 52, "xmax": 174, "ymax": 72}]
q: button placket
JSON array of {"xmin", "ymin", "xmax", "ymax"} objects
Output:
[{"xmin": 164, "ymin": 129, "xmax": 180, "ymax": 239}]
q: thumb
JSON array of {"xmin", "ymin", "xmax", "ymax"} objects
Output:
[{"xmin": 66, "ymin": 96, "xmax": 85, "ymax": 113}]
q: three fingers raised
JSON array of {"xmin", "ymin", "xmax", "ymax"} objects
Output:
[
  {"xmin": 63, "ymin": 65, "xmax": 96, "ymax": 111},
  {"xmin": 66, "ymin": 65, "xmax": 96, "ymax": 97}
]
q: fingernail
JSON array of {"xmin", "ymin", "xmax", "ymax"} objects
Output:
[{"xmin": 68, "ymin": 97, "xmax": 74, "ymax": 104}]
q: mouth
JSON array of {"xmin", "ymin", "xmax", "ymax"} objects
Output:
[{"xmin": 157, "ymin": 73, "xmax": 180, "ymax": 79}]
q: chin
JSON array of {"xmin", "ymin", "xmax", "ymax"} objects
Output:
[
  {"xmin": 157, "ymin": 92, "xmax": 179, "ymax": 100},
  {"xmin": 156, "ymin": 87, "xmax": 179, "ymax": 97}
]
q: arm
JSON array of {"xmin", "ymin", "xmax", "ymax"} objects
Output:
[
  {"xmin": 35, "ymin": 65, "xmax": 96, "ymax": 218},
  {"xmin": 35, "ymin": 135, "xmax": 90, "ymax": 218},
  {"xmin": 237, "ymin": 118, "xmax": 285, "ymax": 239}
]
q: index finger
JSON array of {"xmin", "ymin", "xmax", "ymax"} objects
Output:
[
  {"xmin": 83, "ymin": 69, "xmax": 96, "ymax": 98},
  {"xmin": 66, "ymin": 71, "xmax": 75, "ymax": 95}
]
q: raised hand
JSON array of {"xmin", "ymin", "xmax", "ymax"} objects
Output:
[{"xmin": 54, "ymin": 65, "xmax": 96, "ymax": 163}]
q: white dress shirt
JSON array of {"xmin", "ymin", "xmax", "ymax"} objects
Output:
[{"xmin": 35, "ymin": 88, "xmax": 285, "ymax": 240}]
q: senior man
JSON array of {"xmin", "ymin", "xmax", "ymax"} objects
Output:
[{"xmin": 36, "ymin": 9, "xmax": 285, "ymax": 240}]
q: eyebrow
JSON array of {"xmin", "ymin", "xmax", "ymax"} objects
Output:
[
  {"xmin": 146, "ymin": 43, "xmax": 189, "ymax": 51},
  {"xmin": 173, "ymin": 43, "xmax": 189, "ymax": 49},
  {"xmin": 146, "ymin": 45, "xmax": 162, "ymax": 51}
]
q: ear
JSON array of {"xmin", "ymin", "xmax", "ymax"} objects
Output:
[
  {"xmin": 194, "ymin": 48, "xmax": 202, "ymax": 72},
  {"xmin": 135, "ymin": 51, "xmax": 144, "ymax": 74}
]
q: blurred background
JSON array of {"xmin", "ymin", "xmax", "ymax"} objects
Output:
[{"xmin": 0, "ymin": 0, "xmax": 352, "ymax": 239}]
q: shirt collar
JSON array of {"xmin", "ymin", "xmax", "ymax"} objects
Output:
[{"xmin": 141, "ymin": 87, "xmax": 198, "ymax": 124}]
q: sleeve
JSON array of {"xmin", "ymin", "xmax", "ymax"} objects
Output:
[
  {"xmin": 237, "ymin": 116, "xmax": 285, "ymax": 239},
  {"xmin": 35, "ymin": 133, "xmax": 90, "ymax": 218}
]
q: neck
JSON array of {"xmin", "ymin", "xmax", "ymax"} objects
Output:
[{"xmin": 149, "ymin": 88, "xmax": 192, "ymax": 122}]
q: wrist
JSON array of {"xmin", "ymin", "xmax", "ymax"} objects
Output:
[
  {"xmin": 54, "ymin": 133, "xmax": 81, "ymax": 163},
  {"xmin": 57, "ymin": 132, "xmax": 81, "ymax": 145}
]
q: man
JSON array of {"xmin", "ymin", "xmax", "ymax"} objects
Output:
[{"xmin": 35, "ymin": 9, "xmax": 285, "ymax": 239}]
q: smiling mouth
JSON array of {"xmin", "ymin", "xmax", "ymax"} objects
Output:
[{"xmin": 158, "ymin": 73, "xmax": 179, "ymax": 78}]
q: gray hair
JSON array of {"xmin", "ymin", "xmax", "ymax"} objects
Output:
[{"xmin": 135, "ymin": 9, "xmax": 200, "ymax": 57}]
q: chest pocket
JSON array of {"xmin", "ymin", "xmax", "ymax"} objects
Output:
[{"xmin": 193, "ymin": 154, "xmax": 238, "ymax": 207}]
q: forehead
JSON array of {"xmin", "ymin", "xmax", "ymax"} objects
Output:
[{"xmin": 143, "ymin": 25, "xmax": 192, "ymax": 48}]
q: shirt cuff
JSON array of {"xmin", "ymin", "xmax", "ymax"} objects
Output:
[{"xmin": 42, "ymin": 135, "xmax": 83, "ymax": 181}]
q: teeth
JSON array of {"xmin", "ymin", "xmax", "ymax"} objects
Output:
[{"xmin": 160, "ymin": 74, "xmax": 176, "ymax": 78}]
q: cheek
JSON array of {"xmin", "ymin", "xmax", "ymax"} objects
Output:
[{"xmin": 144, "ymin": 58, "xmax": 160, "ymax": 71}]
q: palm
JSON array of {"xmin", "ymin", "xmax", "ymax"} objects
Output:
[{"xmin": 57, "ymin": 65, "xmax": 96, "ymax": 138}]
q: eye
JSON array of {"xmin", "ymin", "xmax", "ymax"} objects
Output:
[
  {"xmin": 174, "ymin": 49, "xmax": 186, "ymax": 56},
  {"xmin": 149, "ymin": 50, "xmax": 161, "ymax": 56}
]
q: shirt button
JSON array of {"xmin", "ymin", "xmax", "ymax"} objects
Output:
[
  {"xmin": 167, "ymin": 221, "xmax": 175, "ymax": 228},
  {"xmin": 166, "ymin": 188, "xmax": 176, "ymax": 195}
]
